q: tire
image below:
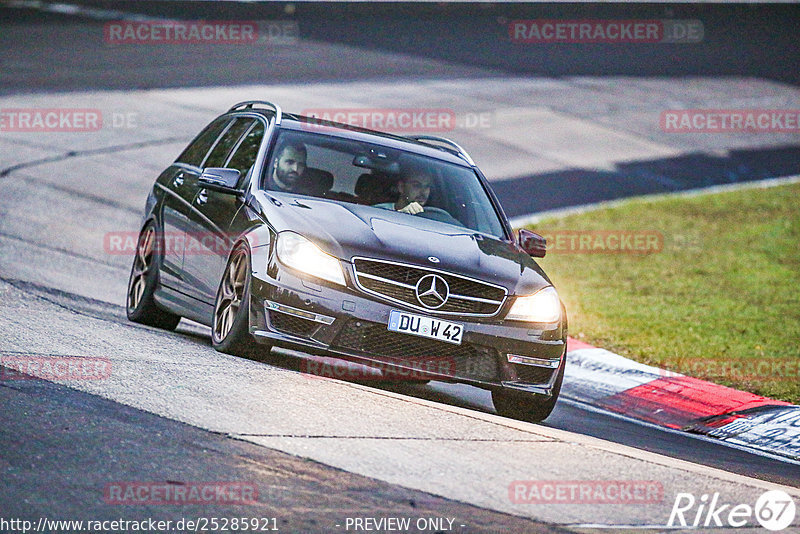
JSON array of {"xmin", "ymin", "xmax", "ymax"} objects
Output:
[
  {"xmin": 492, "ymin": 362, "xmax": 565, "ymax": 423},
  {"xmin": 212, "ymin": 243, "xmax": 269, "ymax": 358},
  {"xmin": 126, "ymin": 222, "xmax": 182, "ymax": 330}
]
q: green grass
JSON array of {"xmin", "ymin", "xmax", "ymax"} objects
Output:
[{"xmin": 529, "ymin": 182, "xmax": 800, "ymax": 403}]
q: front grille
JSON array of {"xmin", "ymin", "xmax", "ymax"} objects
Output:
[
  {"xmin": 332, "ymin": 319, "xmax": 499, "ymax": 381},
  {"xmin": 352, "ymin": 258, "xmax": 507, "ymax": 316},
  {"xmin": 269, "ymin": 311, "xmax": 319, "ymax": 338},
  {"xmin": 513, "ymin": 364, "xmax": 555, "ymax": 384}
]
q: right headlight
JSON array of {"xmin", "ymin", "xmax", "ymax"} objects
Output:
[
  {"xmin": 275, "ymin": 231, "xmax": 345, "ymax": 286},
  {"xmin": 506, "ymin": 286, "xmax": 561, "ymax": 323}
]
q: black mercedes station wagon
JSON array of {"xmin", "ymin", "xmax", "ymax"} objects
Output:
[{"xmin": 127, "ymin": 101, "xmax": 567, "ymax": 422}]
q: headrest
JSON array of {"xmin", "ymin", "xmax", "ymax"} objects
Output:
[
  {"xmin": 304, "ymin": 167, "xmax": 334, "ymax": 191},
  {"xmin": 355, "ymin": 172, "xmax": 396, "ymax": 202}
]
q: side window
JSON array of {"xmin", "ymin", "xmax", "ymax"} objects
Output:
[
  {"xmin": 176, "ymin": 117, "xmax": 230, "ymax": 167},
  {"xmin": 225, "ymin": 121, "xmax": 265, "ymax": 180},
  {"xmin": 203, "ymin": 118, "xmax": 255, "ymax": 169}
]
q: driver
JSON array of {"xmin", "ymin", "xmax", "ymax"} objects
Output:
[{"xmin": 375, "ymin": 162, "xmax": 433, "ymax": 215}]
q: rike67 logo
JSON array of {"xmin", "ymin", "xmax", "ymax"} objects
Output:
[{"xmin": 668, "ymin": 490, "xmax": 796, "ymax": 531}]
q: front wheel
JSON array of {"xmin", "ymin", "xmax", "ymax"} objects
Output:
[
  {"xmin": 492, "ymin": 363, "xmax": 564, "ymax": 423},
  {"xmin": 212, "ymin": 243, "xmax": 268, "ymax": 358},
  {"xmin": 126, "ymin": 223, "xmax": 181, "ymax": 330}
]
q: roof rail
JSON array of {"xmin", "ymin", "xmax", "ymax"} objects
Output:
[
  {"xmin": 228, "ymin": 101, "xmax": 283, "ymax": 125},
  {"xmin": 405, "ymin": 135, "xmax": 475, "ymax": 166}
]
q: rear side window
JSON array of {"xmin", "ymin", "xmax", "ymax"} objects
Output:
[
  {"xmin": 176, "ymin": 117, "xmax": 230, "ymax": 167},
  {"xmin": 225, "ymin": 121, "xmax": 265, "ymax": 179},
  {"xmin": 203, "ymin": 118, "xmax": 255, "ymax": 168}
]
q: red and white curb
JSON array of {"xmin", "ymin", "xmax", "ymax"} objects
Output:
[{"xmin": 563, "ymin": 338, "xmax": 800, "ymax": 461}]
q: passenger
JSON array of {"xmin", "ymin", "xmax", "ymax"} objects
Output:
[{"xmin": 267, "ymin": 143, "xmax": 307, "ymax": 192}]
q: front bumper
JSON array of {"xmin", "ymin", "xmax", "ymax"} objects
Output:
[{"xmin": 248, "ymin": 252, "xmax": 566, "ymax": 395}]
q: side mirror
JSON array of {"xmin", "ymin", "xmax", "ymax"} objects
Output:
[
  {"xmin": 518, "ymin": 228, "xmax": 547, "ymax": 258},
  {"xmin": 199, "ymin": 168, "xmax": 241, "ymax": 194}
]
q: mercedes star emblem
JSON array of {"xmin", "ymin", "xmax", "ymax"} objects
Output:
[{"xmin": 415, "ymin": 274, "xmax": 449, "ymax": 309}]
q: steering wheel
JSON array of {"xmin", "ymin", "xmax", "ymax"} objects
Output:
[{"xmin": 415, "ymin": 207, "xmax": 465, "ymax": 227}]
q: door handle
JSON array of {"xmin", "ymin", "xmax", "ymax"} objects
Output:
[{"xmin": 196, "ymin": 189, "xmax": 208, "ymax": 205}]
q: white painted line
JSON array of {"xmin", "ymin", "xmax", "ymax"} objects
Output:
[
  {"xmin": 6, "ymin": 0, "xmax": 158, "ymax": 21},
  {"xmin": 510, "ymin": 174, "xmax": 800, "ymax": 228}
]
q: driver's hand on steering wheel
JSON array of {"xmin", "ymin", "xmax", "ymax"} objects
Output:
[{"xmin": 398, "ymin": 201, "xmax": 424, "ymax": 215}]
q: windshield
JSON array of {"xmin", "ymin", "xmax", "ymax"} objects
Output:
[{"xmin": 261, "ymin": 129, "xmax": 506, "ymax": 238}]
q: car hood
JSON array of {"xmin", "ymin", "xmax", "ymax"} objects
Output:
[{"xmin": 256, "ymin": 192, "xmax": 552, "ymax": 295}]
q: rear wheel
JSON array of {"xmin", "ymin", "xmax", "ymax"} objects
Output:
[
  {"xmin": 126, "ymin": 223, "xmax": 181, "ymax": 330},
  {"xmin": 212, "ymin": 244, "xmax": 268, "ymax": 358},
  {"xmin": 492, "ymin": 363, "xmax": 564, "ymax": 423}
]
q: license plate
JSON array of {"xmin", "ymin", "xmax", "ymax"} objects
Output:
[{"xmin": 387, "ymin": 310, "xmax": 463, "ymax": 345}]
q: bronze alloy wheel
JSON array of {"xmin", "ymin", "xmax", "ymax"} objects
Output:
[
  {"xmin": 126, "ymin": 223, "xmax": 181, "ymax": 330},
  {"xmin": 128, "ymin": 226, "xmax": 155, "ymax": 312},
  {"xmin": 212, "ymin": 244, "xmax": 266, "ymax": 357},
  {"xmin": 214, "ymin": 247, "xmax": 247, "ymax": 342}
]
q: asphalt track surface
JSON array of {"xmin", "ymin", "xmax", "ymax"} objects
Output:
[
  {"xmin": 1, "ymin": 362, "xmax": 566, "ymax": 533},
  {"xmin": 1, "ymin": 2, "xmax": 799, "ymax": 532}
]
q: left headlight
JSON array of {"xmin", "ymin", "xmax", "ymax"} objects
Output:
[
  {"xmin": 275, "ymin": 231, "xmax": 346, "ymax": 286},
  {"xmin": 506, "ymin": 286, "xmax": 561, "ymax": 323}
]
